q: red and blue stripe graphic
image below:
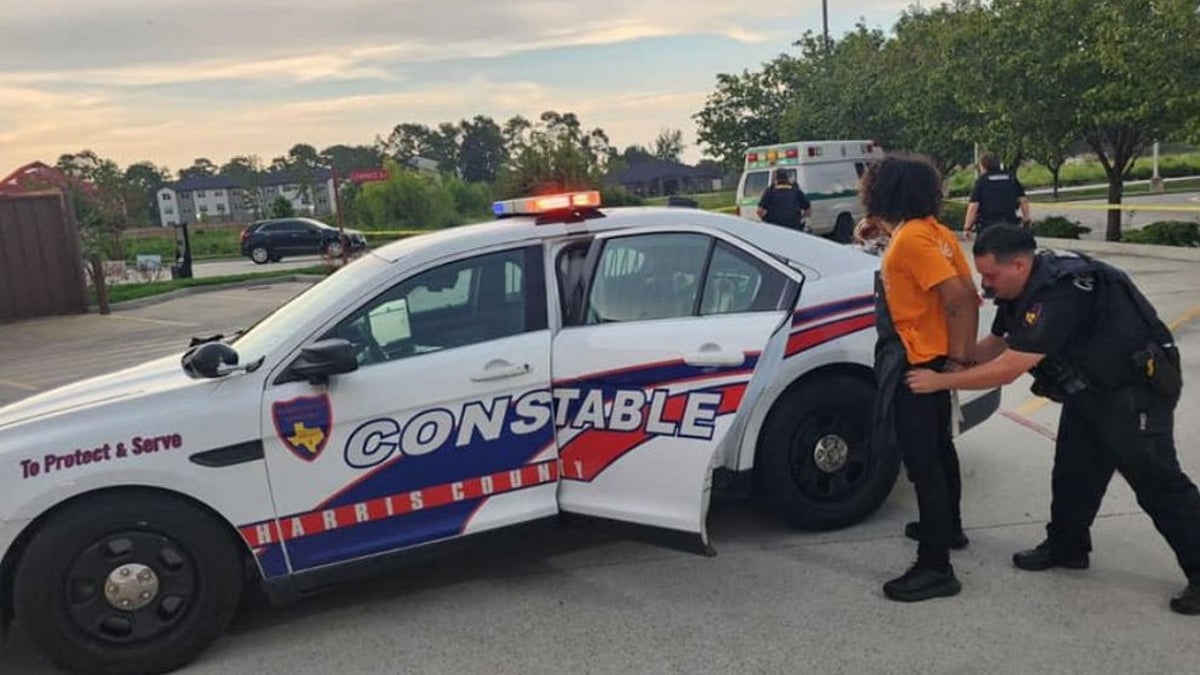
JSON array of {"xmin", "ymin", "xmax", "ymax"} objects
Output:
[
  {"xmin": 786, "ymin": 294, "xmax": 876, "ymax": 357},
  {"xmin": 242, "ymin": 296, "xmax": 876, "ymax": 576}
]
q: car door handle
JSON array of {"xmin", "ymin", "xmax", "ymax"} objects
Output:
[
  {"xmin": 683, "ymin": 344, "xmax": 745, "ymax": 367},
  {"xmin": 470, "ymin": 360, "xmax": 532, "ymax": 382}
]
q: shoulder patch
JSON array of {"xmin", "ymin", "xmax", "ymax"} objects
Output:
[{"xmin": 1024, "ymin": 302, "xmax": 1043, "ymax": 327}]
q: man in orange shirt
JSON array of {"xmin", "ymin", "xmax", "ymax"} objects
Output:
[{"xmin": 860, "ymin": 156, "xmax": 981, "ymax": 602}]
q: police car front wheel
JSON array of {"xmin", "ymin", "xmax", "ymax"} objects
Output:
[
  {"xmin": 13, "ymin": 490, "xmax": 244, "ymax": 675},
  {"xmin": 756, "ymin": 375, "xmax": 901, "ymax": 530}
]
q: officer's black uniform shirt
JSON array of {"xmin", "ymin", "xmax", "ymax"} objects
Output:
[
  {"xmin": 991, "ymin": 256, "xmax": 1155, "ymax": 391},
  {"xmin": 970, "ymin": 170, "xmax": 1026, "ymax": 226},
  {"xmin": 758, "ymin": 184, "xmax": 811, "ymax": 229}
]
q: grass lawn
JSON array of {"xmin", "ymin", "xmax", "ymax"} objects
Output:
[
  {"xmin": 93, "ymin": 265, "xmax": 327, "ymax": 305},
  {"xmin": 643, "ymin": 190, "xmax": 737, "ymax": 210},
  {"xmin": 1026, "ymin": 177, "xmax": 1200, "ymax": 202},
  {"xmin": 122, "ymin": 228, "xmax": 422, "ymax": 262}
]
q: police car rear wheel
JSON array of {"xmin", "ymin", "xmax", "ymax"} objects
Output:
[
  {"xmin": 250, "ymin": 246, "xmax": 271, "ymax": 264},
  {"xmin": 756, "ymin": 375, "xmax": 900, "ymax": 530},
  {"xmin": 13, "ymin": 491, "xmax": 244, "ymax": 675}
]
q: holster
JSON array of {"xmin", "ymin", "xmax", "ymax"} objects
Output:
[{"xmin": 1131, "ymin": 341, "xmax": 1183, "ymax": 400}]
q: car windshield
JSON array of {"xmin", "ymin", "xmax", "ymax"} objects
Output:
[{"xmin": 229, "ymin": 254, "xmax": 386, "ymax": 362}]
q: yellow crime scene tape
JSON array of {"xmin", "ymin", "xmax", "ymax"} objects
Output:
[{"xmin": 1038, "ymin": 202, "xmax": 1200, "ymax": 213}]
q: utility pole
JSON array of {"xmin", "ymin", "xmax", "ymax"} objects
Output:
[{"xmin": 822, "ymin": 0, "xmax": 830, "ymax": 54}]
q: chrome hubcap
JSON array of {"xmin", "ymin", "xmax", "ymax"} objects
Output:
[
  {"xmin": 813, "ymin": 434, "xmax": 850, "ymax": 473},
  {"xmin": 104, "ymin": 563, "xmax": 159, "ymax": 611}
]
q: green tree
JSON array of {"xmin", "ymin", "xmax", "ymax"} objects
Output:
[
  {"xmin": 352, "ymin": 161, "xmax": 457, "ymax": 229},
  {"xmin": 694, "ymin": 56, "xmax": 802, "ymax": 169},
  {"xmin": 268, "ymin": 195, "xmax": 296, "ymax": 218},
  {"xmin": 653, "ymin": 128, "xmax": 685, "ymax": 162},
  {"xmin": 177, "ymin": 158, "xmax": 217, "ymax": 180},
  {"xmin": 123, "ymin": 161, "xmax": 171, "ymax": 226},
  {"xmin": 496, "ymin": 111, "xmax": 614, "ymax": 198},
  {"xmin": 778, "ymin": 25, "xmax": 899, "ymax": 148},
  {"xmin": 1068, "ymin": 0, "xmax": 1200, "ymax": 240},
  {"xmin": 458, "ymin": 116, "xmax": 507, "ymax": 183},
  {"xmin": 320, "ymin": 144, "xmax": 384, "ymax": 177}
]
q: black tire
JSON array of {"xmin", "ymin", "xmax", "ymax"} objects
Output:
[
  {"xmin": 755, "ymin": 375, "xmax": 900, "ymax": 530},
  {"xmin": 324, "ymin": 240, "xmax": 344, "ymax": 258},
  {"xmin": 13, "ymin": 491, "xmax": 244, "ymax": 675},
  {"xmin": 249, "ymin": 245, "xmax": 271, "ymax": 265},
  {"xmin": 832, "ymin": 213, "xmax": 855, "ymax": 244}
]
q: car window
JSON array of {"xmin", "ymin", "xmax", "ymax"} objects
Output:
[
  {"xmin": 742, "ymin": 170, "xmax": 770, "ymax": 200},
  {"xmin": 586, "ymin": 233, "xmax": 710, "ymax": 323},
  {"xmin": 327, "ymin": 247, "xmax": 544, "ymax": 366},
  {"xmin": 700, "ymin": 242, "xmax": 790, "ymax": 315}
]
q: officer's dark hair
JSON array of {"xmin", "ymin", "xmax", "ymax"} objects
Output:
[
  {"xmin": 979, "ymin": 153, "xmax": 1001, "ymax": 173},
  {"xmin": 774, "ymin": 168, "xmax": 791, "ymax": 184},
  {"xmin": 858, "ymin": 155, "xmax": 942, "ymax": 223},
  {"xmin": 973, "ymin": 224, "xmax": 1036, "ymax": 263}
]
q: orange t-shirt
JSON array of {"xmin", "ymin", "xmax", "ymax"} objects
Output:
[{"xmin": 880, "ymin": 217, "xmax": 973, "ymax": 365}]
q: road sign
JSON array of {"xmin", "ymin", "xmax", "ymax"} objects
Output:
[{"xmin": 349, "ymin": 169, "xmax": 389, "ymax": 183}]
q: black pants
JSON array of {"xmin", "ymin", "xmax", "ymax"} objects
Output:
[
  {"xmin": 894, "ymin": 376, "xmax": 963, "ymax": 568},
  {"xmin": 1047, "ymin": 386, "xmax": 1200, "ymax": 582}
]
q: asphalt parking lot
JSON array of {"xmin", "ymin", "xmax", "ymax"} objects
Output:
[{"xmin": 1, "ymin": 242, "xmax": 1199, "ymax": 674}]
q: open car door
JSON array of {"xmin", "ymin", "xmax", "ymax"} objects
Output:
[{"xmin": 552, "ymin": 228, "xmax": 800, "ymax": 547}]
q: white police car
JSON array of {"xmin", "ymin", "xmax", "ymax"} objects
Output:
[{"xmin": 0, "ymin": 192, "xmax": 999, "ymax": 674}]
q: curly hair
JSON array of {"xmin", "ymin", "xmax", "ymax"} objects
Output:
[{"xmin": 858, "ymin": 155, "xmax": 943, "ymax": 224}]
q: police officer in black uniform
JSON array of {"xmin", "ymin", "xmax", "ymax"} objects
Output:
[
  {"xmin": 964, "ymin": 153, "xmax": 1032, "ymax": 237},
  {"xmin": 757, "ymin": 168, "xmax": 812, "ymax": 231},
  {"xmin": 905, "ymin": 225, "xmax": 1200, "ymax": 614}
]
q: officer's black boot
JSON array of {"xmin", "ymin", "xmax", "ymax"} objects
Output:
[
  {"xmin": 883, "ymin": 562, "xmax": 961, "ymax": 602},
  {"xmin": 1012, "ymin": 539, "xmax": 1089, "ymax": 571},
  {"xmin": 883, "ymin": 544, "xmax": 961, "ymax": 603},
  {"xmin": 904, "ymin": 521, "xmax": 969, "ymax": 549},
  {"xmin": 1170, "ymin": 584, "xmax": 1200, "ymax": 615}
]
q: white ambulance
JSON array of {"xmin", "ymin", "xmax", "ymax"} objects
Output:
[
  {"xmin": 0, "ymin": 191, "xmax": 998, "ymax": 674},
  {"xmin": 736, "ymin": 140, "xmax": 885, "ymax": 241}
]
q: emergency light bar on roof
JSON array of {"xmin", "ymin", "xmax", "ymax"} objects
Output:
[{"xmin": 492, "ymin": 191, "xmax": 602, "ymax": 218}]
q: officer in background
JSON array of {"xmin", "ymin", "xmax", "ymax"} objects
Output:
[
  {"xmin": 757, "ymin": 168, "xmax": 812, "ymax": 231},
  {"xmin": 963, "ymin": 153, "xmax": 1032, "ymax": 237},
  {"xmin": 907, "ymin": 225, "xmax": 1200, "ymax": 614}
]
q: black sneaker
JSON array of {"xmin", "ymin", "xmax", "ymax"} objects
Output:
[
  {"xmin": 1170, "ymin": 584, "xmax": 1200, "ymax": 615},
  {"xmin": 1012, "ymin": 540, "xmax": 1089, "ymax": 571},
  {"xmin": 904, "ymin": 521, "xmax": 969, "ymax": 550},
  {"xmin": 883, "ymin": 563, "xmax": 962, "ymax": 602}
]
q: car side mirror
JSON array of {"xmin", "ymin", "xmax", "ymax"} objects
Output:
[
  {"xmin": 288, "ymin": 338, "xmax": 359, "ymax": 384},
  {"xmin": 182, "ymin": 342, "xmax": 240, "ymax": 379}
]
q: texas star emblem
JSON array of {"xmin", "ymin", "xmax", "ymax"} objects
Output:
[{"xmin": 272, "ymin": 394, "xmax": 333, "ymax": 462}]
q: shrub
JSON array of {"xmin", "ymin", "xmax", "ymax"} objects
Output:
[
  {"xmin": 600, "ymin": 186, "xmax": 645, "ymax": 207},
  {"xmin": 1031, "ymin": 216, "xmax": 1091, "ymax": 239},
  {"xmin": 1122, "ymin": 221, "xmax": 1200, "ymax": 247},
  {"xmin": 939, "ymin": 200, "xmax": 968, "ymax": 230},
  {"xmin": 444, "ymin": 177, "xmax": 494, "ymax": 223}
]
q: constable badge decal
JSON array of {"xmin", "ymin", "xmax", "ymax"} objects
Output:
[
  {"xmin": 273, "ymin": 394, "xmax": 332, "ymax": 462},
  {"xmin": 1024, "ymin": 302, "xmax": 1043, "ymax": 327}
]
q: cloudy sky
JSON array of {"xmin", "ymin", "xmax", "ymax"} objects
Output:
[{"xmin": 0, "ymin": 1, "xmax": 911, "ymax": 173}]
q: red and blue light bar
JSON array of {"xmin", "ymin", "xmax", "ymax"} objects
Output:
[{"xmin": 492, "ymin": 191, "xmax": 603, "ymax": 217}]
